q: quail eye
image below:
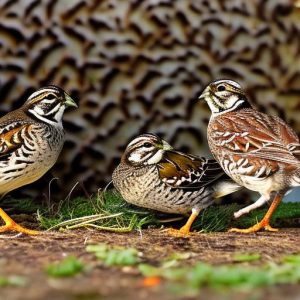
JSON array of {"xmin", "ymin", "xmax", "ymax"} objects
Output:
[
  {"xmin": 217, "ymin": 85, "xmax": 226, "ymax": 92},
  {"xmin": 143, "ymin": 142, "xmax": 152, "ymax": 148},
  {"xmin": 46, "ymin": 94, "xmax": 57, "ymax": 100}
]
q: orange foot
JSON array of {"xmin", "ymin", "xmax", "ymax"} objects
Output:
[
  {"xmin": 0, "ymin": 208, "xmax": 39, "ymax": 235},
  {"xmin": 164, "ymin": 210, "xmax": 199, "ymax": 237},
  {"xmin": 229, "ymin": 193, "xmax": 283, "ymax": 234},
  {"xmin": 165, "ymin": 226, "xmax": 193, "ymax": 237},
  {"xmin": 228, "ymin": 222, "xmax": 278, "ymax": 234}
]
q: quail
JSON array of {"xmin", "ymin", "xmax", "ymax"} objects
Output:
[
  {"xmin": 112, "ymin": 133, "xmax": 241, "ymax": 235},
  {"xmin": 200, "ymin": 79, "xmax": 300, "ymax": 233},
  {"xmin": 0, "ymin": 85, "xmax": 77, "ymax": 235}
]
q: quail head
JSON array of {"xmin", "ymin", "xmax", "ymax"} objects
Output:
[
  {"xmin": 200, "ymin": 79, "xmax": 300, "ymax": 233},
  {"xmin": 0, "ymin": 85, "xmax": 77, "ymax": 235},
  {"xmin": 112, "ymin": 133, "xmax": 241, "ymax": 236}
]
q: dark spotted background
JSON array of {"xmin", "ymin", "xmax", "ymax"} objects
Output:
[{"xmin": 0, "ymin": 0, "xmax": 300, "ymax": 200}]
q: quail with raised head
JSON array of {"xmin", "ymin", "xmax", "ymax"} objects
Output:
[
  {"xmin": 112, "ymin": 133, "xmax": 241, "ymax": 235},
  {"xmin": 0, "ymin": 85, "xmax": 77, "ymax": 235},
  {"xmin": 200, "ymin": 79, "xmax": 300, "ymax": 233}
]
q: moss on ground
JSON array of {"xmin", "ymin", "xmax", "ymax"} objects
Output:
[
  {"xmin": 2, "ymin": 190, "xmax": 300, "ymax": 232},
  {"xmin": 43, "ymin": 243, "xmax": 300, "ymax": 292}
]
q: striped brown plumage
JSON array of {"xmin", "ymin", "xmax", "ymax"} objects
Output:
[
  {"xmin": 0, "ymin": 85, "xmax": 77, "ymax": 235},
  {"xmin": 112, "ymin": 133, "xmax": 241, "ymax": 235},
  {"xmin": 200, "ymin": 79, "xmax": 300, "ymax": 233}
]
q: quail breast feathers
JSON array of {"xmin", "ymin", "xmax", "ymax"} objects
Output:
[
  {"xmin": 200, "ymin": 79, "xmax": 300, "ymax": 233},
  {"xmin": 0, "ymin": 85, "xmax": 77, "ymax": 234},
  {"xmin": 112, "ymin": 133, "xmax": 241, "ymax": 235}
]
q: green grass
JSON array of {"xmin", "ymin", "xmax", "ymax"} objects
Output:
[
  {"xmin": 192, "ymin": 203, "xmax": 240, "ymax": 232},
  {"xmin": 138, "ymin": 253, "xmax": 300, "ymax": 292},
  {"xmin": 0, "ymin": 276, "xmax": 26, "ymax": 287},
  {"xmin": 4, "ymin": 190, "xmax": 300, "ymax": 233},
  {"xmin": 36, "ymin": 192, "xmax": 241, "ymax": 232},
  {"xmin": 37, "ymin": 190, "xmax": 158, "ymax": 232},
  {"xmin": 232, "ymin": 202, "xmax": 300, "ymax": 229},
  {"xmin": 86, "ymin": 244, "xmax": 140, "ymax": 266},
  {"xmin": 84, "ymin": 242, "xmax": 300, "ymax": 292},
  {"xmin": 1, "ymin": 197, "xmax": 41, "ymax": 214},
  {"xmin": 45, "ymin": 256, "xmax": 84, "ymax": 278}
]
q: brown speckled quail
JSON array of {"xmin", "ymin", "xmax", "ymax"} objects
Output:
[
  {"xmin": 112, "ymin": 133, "xmax": 241, "ymax": 235},
  {"xmin": 200, "ymin": 79, "xmax": 300, "ymax": 233},
  {"xmin": 0, "ymin": 85, "xmax": 77, "ymax": 235}
]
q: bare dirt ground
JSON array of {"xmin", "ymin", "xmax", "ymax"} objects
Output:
[{"xmin": 0, "ymin": 228, "xmax": 299, "ymax": 300}]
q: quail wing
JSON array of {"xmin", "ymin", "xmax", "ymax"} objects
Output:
[
  {"xmin": 210, "ymin": 111, "xmax": 300, "ymax": 166},
  {"xmin": 157, "ymin": 150, "xmax": 225, "ymax": 189}
]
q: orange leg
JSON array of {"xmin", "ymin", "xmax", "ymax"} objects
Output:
[
  {"xmin": 0, "ymin": 208, "xmax": 39, "ymax": 235},
  {"xmin": 167, "ymin": 210, "xmax": 199, "ymax": 237},
  {"xmin": 229, "ymin": 193, "xmax": 282, "ymax": 234}
]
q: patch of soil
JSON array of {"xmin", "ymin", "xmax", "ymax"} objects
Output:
[{"xmin": 0, "ymin": 228, "xmax": 299, "ymax": 300}]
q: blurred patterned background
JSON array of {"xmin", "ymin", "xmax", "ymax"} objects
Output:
[{"xmin": 0, "ymin": 0, "xmax": 300, "ymax": 201}]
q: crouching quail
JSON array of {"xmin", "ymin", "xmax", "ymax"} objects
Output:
[
  {"xmin": 0, "ymin": 85, "xmax": 77, "ymax": 235},
  {"xmin": 112, "ymin": 133, "xmax": 241, "ymax": 236},
  {"xmin": 200, "ymin": 79, "xmax": 300, "ymax": 233}
]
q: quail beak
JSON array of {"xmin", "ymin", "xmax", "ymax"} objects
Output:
[
  {"xmin": 198, "ymin": 87, "xmax": 210, "ymax": 101},
  {"xmin": 64, "ymin": 93, "xmax": 78, "ymax": 108},
  {"xmin": 161, "ymin": 140, "xmax": 173, "ymax": 151}
]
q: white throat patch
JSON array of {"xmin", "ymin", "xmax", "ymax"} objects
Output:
[
  {"xmin": 211, "ymin": 98, "xmax": 245, "ymax": 116},
  {"xmin": 146, "ymin": 149, "xmax": 164, "ymax": 164},
  {"xmin": 28, "ymin": 105, "xmax": 65, "ymax": 127}
]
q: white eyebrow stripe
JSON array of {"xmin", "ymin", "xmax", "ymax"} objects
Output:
[
  {"xmin": 28, "ymin": 88, "xmax": 58, "ymax": 100},
  {"xmin": 127, "ymin": 136, "xmax": 153, "ymax": 148},
  {"xmin": 127, "ymin": 138, "xmax": 144, "ymax": 148},
  {"xmin": 215, "ymin": 79, "xmax": 241, "ymax": 88}
]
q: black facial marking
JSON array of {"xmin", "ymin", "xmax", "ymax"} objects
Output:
[
  {"xmin": 46, "ymin": 93, "xmax": 58, "ymax": 100},
  {"xmin": 143, "ymin": 142, "xmax": 152, "ymax": 148},
  {"xmin": 217, "ymin": 84, "xmax": 226, "ymax": 92}
]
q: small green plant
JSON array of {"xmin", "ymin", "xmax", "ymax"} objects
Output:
[
  {"xmin": 0, "ymin": 276, "xmax": 26, "ymax": 287},
  {"xmin": 138, "ymin": 254, "xmax": 300, "ymax": 291},
  {"xmin": 283, "ymin": 254, "xmax": 300, "ymax": 264},
  {"xmin": 1, "ymin": 197, "xmax": 40, "ymax": 214},
  {"xmin": 38, "ymin": 191, "xmax": 158, "ymax": 232},
  {"xmin": 86, "ymin": 243, "xmax": 140, "ymax": 266},
  {"xmin": 45, "ymin": 256, "xmax": 84, "ymax": 278}
]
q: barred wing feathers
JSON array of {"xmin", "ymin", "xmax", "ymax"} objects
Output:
[
  {"xmin": 0, "ymin": 123, "xmax": 32, "ymax": 160},
  {"xmin": 210, "ymin": 110, "xmax": 300, "ymax": 166},
  {"xmin": 157, "ymin": 150, "xmax": 225, "ymax": 189}
]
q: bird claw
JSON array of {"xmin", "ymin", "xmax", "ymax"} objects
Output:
[
  {"xmin": 0, "ymin": 208, "xmax": 39, "ymax": 235},
  {"xmin": 263, "ymin": 225, "xmax": 278, "ymax": 232},
  {"xmin": 228, "ymin": 222, "xmax": 278, "ymax": 234},
  {"xmin": 163, "ymin": 227, "xmax": 193, "ymax": 237},
  {"xmin": 0, "ymin": 222, "xmax": 39, "ymax": 235}
]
